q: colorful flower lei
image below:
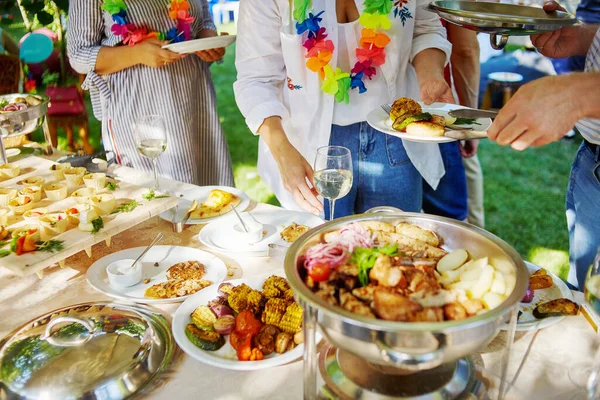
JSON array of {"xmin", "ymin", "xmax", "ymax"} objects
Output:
[
  {"xmin": 294, "ymin": 0, "xmax": 394, "ymax": 103},
  {"xmin": 101, "ymin": 0, "xmax": 194, "ymax": 46}
]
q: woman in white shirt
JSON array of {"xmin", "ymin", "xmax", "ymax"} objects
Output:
[{"xmin": 234, "ymin": 0, "xmax": 464, "ymax": 219}]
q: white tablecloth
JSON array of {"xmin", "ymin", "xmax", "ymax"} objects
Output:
[{"xmin": 0, "ymin": 166, "xmax": 597, "ymax": 399}]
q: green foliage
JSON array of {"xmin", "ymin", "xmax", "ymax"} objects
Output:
[
  {"xmin": 352, "ymin": 243, "xmax": 398, "ymax": 287},
  {"xmin": 42, "ymin": 70, "xmax": 60, "ymax": 86}
]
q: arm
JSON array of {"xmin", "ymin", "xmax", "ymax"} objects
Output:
[
  {"xmin": 446, "ymin": 25, "xmax": 480, "ymax": 109},
  {"xmin": 488, "ymin": 72, "xmax": 600, "ymax": 150},
  {"xmin": 410, "ymin": 0, "xmax": 454, "ymax": 104},
  {"xmin": 233, "ymin": 0, "xmax": 321, "ymax": 213},
  {"xmin": 1, "ymin": 30, "xmax": 19, "ymax": 56},
  {"xmin": 67, "ymin": 0, "xmax": 180, "ymax": 76}
]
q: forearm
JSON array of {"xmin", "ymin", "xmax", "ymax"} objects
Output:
[
  {"xmin": 257, "ymin": 117, "xmax": 290, "ymax": 154},
  {"xmin": 95, "ymin": 46, "xmax": 139, "ymax": 75},
  {"xmin": 413, "ymin": 48, "xmax": 447, "ymax": 81},
  {"xmin": 576, "ymin": 72, "xmax": 600, "ymax": 119},
  {"xmin": 448, "ymin": 28, "xmax": 480, "ymax": 108}
]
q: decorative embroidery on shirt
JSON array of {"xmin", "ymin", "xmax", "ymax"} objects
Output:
[
  {"xmin": 287, "ymin": 78, "xmax": 303, "ymax": 90},
  {"xmin": 393, "ymin": 0, "xmax": 412, "ymax": 26}
]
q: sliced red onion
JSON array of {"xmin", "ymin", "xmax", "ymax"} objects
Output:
[
  {"xmin": 214, "ymin": 315, "xmax": 235, "ymax": 335},
  {"xmin": 210, "ymin": 304, "xmax": 233, "ymax": 317},
  {"xmin": 521, "ymin": 287, "xmax": 534, "ymax": 303}
]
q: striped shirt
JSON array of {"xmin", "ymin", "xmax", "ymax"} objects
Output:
[
  {"xmin": 67, "ymin": 0, "xmax": 234, "ymax": 187},
  {"xmin": 576, "ymin": 26, "xmax": 600, "ymax": 145}
]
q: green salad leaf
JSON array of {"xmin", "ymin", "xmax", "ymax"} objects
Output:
[
  {"xmin": 453, "ymin": 117, "xmax": 481, "ymax": 126},
  {"xmin": 143, "ymin": 189, "xmax": 169, "ymax": 201},
  {"xmin": 111, "ymin": 200, "xmax": 142, "ymax": 214},
  {"xmin": 352, "ymin": 243, "xmax": 399, "ymax": 287},
  {"xmin": 91, "ymin": 217, "xmax": 104, "ymax": 234},
  {"xmin": 35, "ymin": 240, "xmax": 65, "ymax": 253},
  {"xmin": 105, "ymin": 181, "xmax": 119, "ymax": 191}
]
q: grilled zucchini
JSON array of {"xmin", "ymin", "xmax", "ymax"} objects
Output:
[
  {"xmin": 185, "ymin": 323, "xmax": 225, "ymax": 351},
  {"xmin": 532, "ymin": 298, "xmax": 579, "ymax": 319}
]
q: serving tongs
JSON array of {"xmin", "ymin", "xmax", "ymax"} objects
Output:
[{"xmin": 173, "ymin": 200, "xmax": 197, "ymax": 233}]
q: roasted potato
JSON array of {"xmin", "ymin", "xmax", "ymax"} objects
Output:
[{"xmin": 406, "ymin": 121, "xmax": 445, "ymax": 137}]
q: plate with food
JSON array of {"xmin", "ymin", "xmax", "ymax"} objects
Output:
[
  {"xmin": 162, "ymin": 35, "xmax": 236, "ymax": 54},
  {"xmin": 173, "ymin": 275, "xmax": 313, "ymax": 370},
  {"xmin": 159, "ymin": 186, "xmax": 250, "ymax": 224},
  {"xmin": 300, "ymin": 221, "xmax": 518, "ymax": 322},
  {"xmin": 366, "ymin": 98, "xmax": 492, "ymax": 143},
  {"xmin": 86, "ymin": 245, "xmax": 227, "ymax": 304},
  {"xmin": 503, "ymin": 261, "xmax": 578, "ymax": 331},
  {"xmin": 198, "ymin": 209, "xmax": 324, "ymax": 256}
]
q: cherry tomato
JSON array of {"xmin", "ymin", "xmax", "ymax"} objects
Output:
[
  {"xmin": 236, "ymin": 332, "xmax": 253, "ymax": 361},
  {"xmin": 308, "ymin": 263, "xmax": 332, "ymax": 282},
  {"xmin": 235, "ymin": 311, "xmax": 262, "ymax": 336},
  {"xmin": 229, "ymin": 331, "xmax": 242, "ymax": 351}
]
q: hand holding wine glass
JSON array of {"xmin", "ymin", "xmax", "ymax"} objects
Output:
[
  {"xmin": 313, "ymin": 146, "xmax": 353, "ymax": 221},
  {"xmin": 133, "ymin": 115, "xmax": 167, "ymax": 190}
]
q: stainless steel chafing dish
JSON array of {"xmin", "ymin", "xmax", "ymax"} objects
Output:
[
  {"xmin": 0, "ymin": 302, "xmax": 174, "ymax": 399},
  {"xmin": 426, "ymin": 0, "xmax": 579, "ymax": 49},
  {"xmin": 0, "ymin": 94, "xmax": 49, "ymax": 138},
  {"xmin": 285, "ymin": 209, "xmax": 528, "ymax": 374}
]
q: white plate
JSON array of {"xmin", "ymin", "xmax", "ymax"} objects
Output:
[
  {"xmin": 5, "ymin": 148, "xmax": 20, "ymax": 158},
  {"xmin": 502, "ymin": 261, "xmax": 574, "ymax": 331},
  {"xmin": 159, "ymin": 185, "xmax": 250, "ymax": 225},
  {"xmin": 199, "ymin": 209, "xmax": 324, "ymax": 256},
  {"xmin": 366, "ymin": 101, "xmax": 493, "ymax": 143},
  {"xmin": 162, "ymin": 35, "xmax": 236, "ymax": 54},
  {"xmin": 173, "ymin": 276, "xmax": 316, "ymax": 371},
  {"xmin": 86, "ymin": 245, "xmax": 227, "ymax": 304}
]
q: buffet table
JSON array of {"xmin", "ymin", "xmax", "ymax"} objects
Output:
[{"xmin": 0, "ymin": 166, "xmax": 596, "ymax": 400}]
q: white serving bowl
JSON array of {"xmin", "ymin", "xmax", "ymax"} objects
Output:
[
  {"xmin": 230, "ymin": 218, "xmax": 264, "ymax": 244},
  {"xmin": 106, "ymin": 259, "xmax": 142, "ymax": 288}
]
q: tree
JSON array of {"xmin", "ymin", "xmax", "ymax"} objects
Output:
[{"xmin": 17, "ymin": 0, "xmax": 69, "ymax": 83}]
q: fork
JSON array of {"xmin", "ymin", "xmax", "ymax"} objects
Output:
[{"xmin": 381, "ymin": 103, "xmax": 392, "ymax": 116}]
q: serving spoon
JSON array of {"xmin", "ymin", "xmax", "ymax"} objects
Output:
[
  {"xmin": 127, "ymin": 232, "xmax": 164, "ymax": 270},
  {"xmin": 231, "ymin": 203, "xmax": 249, "ymax": 233}
]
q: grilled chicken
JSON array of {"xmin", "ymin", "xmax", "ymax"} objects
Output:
[
  {"xmin": 352, "ymin": 285, "xmax": 377, "ymax": 303},
  {"xmin": 373, "ymin": 289, "xmax": 422, "ymax": 321},
  {"xmin": 340, "ymin": 290, "xmax": 375, "ymax": 318},
  {"xmin": 369, "ymin": 255, "xmax": 406, "ymax": 288},
  {"xmin": 411, "ymin": 307, "xmax": 444, "ymax": 322},
  {"xmin": 166, "ymin": 261, "xmax": 205, "ymax": 281},
  {"xmin": 372, "ymin": 231, "xmax": 447, "ymax": 259},
  {"xmin": 444, "ymin": 303, "xmax": 468, "ymax": 320}
]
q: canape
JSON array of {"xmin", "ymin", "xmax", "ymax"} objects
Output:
[
  {"xmin": 83, "ymin": 173, "xmax": 107, "ymax": 190},
  {"xmin": 39, "ymin": 212, "xmax": 68, "ymax": 238},
  {"xmin": 23, "ymin": 207, "xmax": 49, "ymax": 223},
  {"xmin": 44, "ymin": 182, "xmax": 68, "ymax": 201},
  {"xmin": 71, "ymin": 187, "xmax": 97, "ymax": 204},
  {"xmin": 49, "ymin": 162, "xmax": 71, "ymax": 180},
  {"xmin": 0, "ymin": 188, "xmax": 17, "ymax": 207},
  {"xmin": 89, "ymin": 194, "xmax": 116, "ymax": 216},
  {"xmin": 63, "ymin": 167, "xmax": 87, "ymax": 186},
  {"xmin": 17, "ymin": 186, "xmax": 42, "ymax": 202},
  {"xmin": 0, "ymin": 163, "xmax": 20, "ymax": 180},
  {"xmin": 18, "ymin": 176, "xmax": 45, "ymax": 187},
  {"xmin": 9, "ymin": 196, "xmax": 34, "ymax": 215}
]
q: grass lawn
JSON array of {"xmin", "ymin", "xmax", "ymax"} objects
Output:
[{"xmin": 2, "ymin": 20, "xmax": 579, "ymax": 280}]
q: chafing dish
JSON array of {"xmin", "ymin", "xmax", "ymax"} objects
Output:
[
  {"xmin": 285, "ymin": 209, "xmax": 528, "ymax": 372},
  {"xmin": 0, "ymin": 94, "xmax": 49, "ymax": 138}
]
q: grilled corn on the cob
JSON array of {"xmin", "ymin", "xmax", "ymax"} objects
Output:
[
  {"xmin": 228, "ymin": 284, "xmax": 252, "ymax": 313},
  {"xmin": 279, "ymin": 302, "xmax": 303, "ymax": 333},
  {"xmin": 262, "ymin": 276, "xmax": 290, "ymax": 298},
  {"xmin": 262, "ymin": 298, "xmax": 288, "ymax": 326}
]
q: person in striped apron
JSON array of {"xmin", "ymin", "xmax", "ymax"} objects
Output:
[
  {"xmin": 67, "ymin": 0, "xmax": 234, "ymax": 187},
  {"xmin": 487, "ymin": 1, "xmax": 600, "ymax": 290}
]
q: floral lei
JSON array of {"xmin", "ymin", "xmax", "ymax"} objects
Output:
[
  {"xmin": 294, "ymin": 0, "xmax": 395, "ymax": 104},
  {"xmin": 101, "ymin": 0, "xmax": 194, "ymax": 46}
]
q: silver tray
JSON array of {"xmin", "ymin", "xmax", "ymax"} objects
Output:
[
  {"xmin": 0, "ymin": 94, "xmax": 49, "ymax": 138},
  {"xmin": 427, "ymin": 1, "xmax": 579, "ymax": 49}
]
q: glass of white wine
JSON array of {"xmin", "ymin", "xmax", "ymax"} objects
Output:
[
  {"xmin": 313, "ymin": 146, "xmax": 353, "ymax": 221},
  {"xmin": 133, "ymin": 115, "xmax": 167, "ymax": 190}
]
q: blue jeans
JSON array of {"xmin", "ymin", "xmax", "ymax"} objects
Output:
[
  {"xmin": 324, "ymin": 122, "xmax": 467, "ymax": 220},
  {"xmin": 566, "ymin": 142, "xmax": 600, "ymax": 290}
]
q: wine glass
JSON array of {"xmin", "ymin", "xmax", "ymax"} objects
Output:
[
  {"xmin": 313, "ymin": 146, "xmax": 353, "ymax": 221},
  {"xmin": 569, "ymin": 247, "xmax": 600, "ymax": 399},
  {"xmin": 133, "ymin": 115, "xmax": 167, "ymax": 190}
]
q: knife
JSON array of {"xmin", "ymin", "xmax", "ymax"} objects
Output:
[
  {"xmin": 444, "ymin": 129, "xmax": 488, "ymax": 140},
  {"xmin": 448, "ymin": 109, "xmax": 498, "ymax": 119}
]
